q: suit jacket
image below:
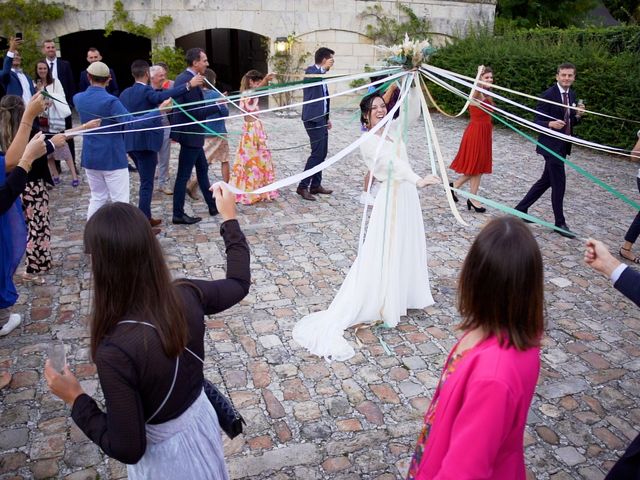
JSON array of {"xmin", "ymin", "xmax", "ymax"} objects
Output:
[
  {"xmin": 119, "ymin": 81, "xmax": 189, "ymax": 152},
  {"xmin": 169, "ymin": 69, "xmax": 221, "ymax": 148},
  {"xmin": 534, "ymin": 84, "xmax": 579, "ymax": 157},
  {"xmin": 79, "ymin": 68, "xmax": 120, "ymax": 97},
  {"xmin": 0, "ymin": 55, "xmax": 36, "ymax": 98},
  {"xmin": 45, "ymin": 57, "xmax": 75, "ymax": 107},
  {"xmin": 614, "ymin": 267, "xmax": 640, "ymax": 308},
  {"xmin": 415, "ymin": 335, "xmax": 540, "ymax": 480},
  {"xmin": 73, "ymin": 86, "xmax": 159, "ymax": 171},
  {"xmin": 301, "ymin": 65, "xmax": 330, "ymax": 123}
]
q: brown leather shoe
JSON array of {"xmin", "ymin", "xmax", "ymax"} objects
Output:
[
  {"xmin": 149, "ymin": 218, "xmax": 162, "ymax": 227},
  {"xmin": 296, "ymin": 187, "xmax": 316, "ymax": 201},
  {"xmin": 310, "ymin": 186, "xmax": 333, "ymax": 195}
]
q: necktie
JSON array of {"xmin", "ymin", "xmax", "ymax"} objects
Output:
[{"xmin": 562, "ymin": 91, "xmax": 570, "ymax": 135}]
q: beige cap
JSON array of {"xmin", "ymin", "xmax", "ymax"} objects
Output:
[{"xmin": 87, "ymin": 61, "xmax": 109, "ymax": 77}]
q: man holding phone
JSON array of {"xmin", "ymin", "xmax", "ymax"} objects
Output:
[{"xmin": 1, "ymin": 36, "xmax": 36, "ymax": 104}]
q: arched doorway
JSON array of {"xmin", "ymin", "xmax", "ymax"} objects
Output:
[
  {"xmin": 176, "ymin": 29, "xmax": 268, "ymax": 93},
  {"xmin": 59, "ymin": 30, "xmax": 151, "ymax": 94}
]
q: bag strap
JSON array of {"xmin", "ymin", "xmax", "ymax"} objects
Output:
[
  {"xmin": 184, "ymin": 347, "xmax": 238, "ymax": 412},
  {"xmin": 118, "ymin": 320, "xmax": 179, "ymax": 423}
]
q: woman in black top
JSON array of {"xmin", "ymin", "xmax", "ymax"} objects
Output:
[{"xmin": 45, "ymin": 186, "xmax": 250, "ymax": 479}]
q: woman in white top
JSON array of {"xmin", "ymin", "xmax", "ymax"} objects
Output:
[
  {"xmin": 293, "ymin": 78, "xmax": 439, "ymax": 361},
  {"xmin": 34, "ymin": 60, "xmax": 78, "ymax": 187}
]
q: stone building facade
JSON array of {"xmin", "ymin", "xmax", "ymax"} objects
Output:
[{"xmin": 42, "ymin": 0, "xmax": 496, "ymax": 91}]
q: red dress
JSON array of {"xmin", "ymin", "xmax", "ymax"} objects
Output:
[{"xmin": 450, "ymin": 97, "xmax": 493, "ymax": 175}]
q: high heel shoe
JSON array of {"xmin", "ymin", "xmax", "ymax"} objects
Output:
[
  {"xmin": 467, "ymin": 199, "xmax": 486, "ymax": 213},
  {"xmin": 449, "ymin": 183, "xmax": 459, "ymax": 203}
]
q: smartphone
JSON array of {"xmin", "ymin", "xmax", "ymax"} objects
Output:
[{"xmin": 15, "ymin": 32, "xmax": 22, "ymax": 41}]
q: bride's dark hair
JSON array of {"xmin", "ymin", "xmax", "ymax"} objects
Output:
[{"xmin": 359, "ymin": 92, "xmax": 384, "ymax": 130}]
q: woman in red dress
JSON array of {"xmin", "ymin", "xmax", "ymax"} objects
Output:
[{"xmin": 449, "ymin": 66, "xmax": 494, "ymax": 213}]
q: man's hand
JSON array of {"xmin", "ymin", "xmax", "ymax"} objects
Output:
[
  {"xmin": 584, "ymin": 238, "xmax": 621, "ymax": 278},
  {"xmin": 9, "ymin": 37, "xmax": 22, "ymax": 53},
  {"xmin": 159, "ymin": 98, "xmax": 173, "ymax": 111},
  {"xmin": 190, "ymin": 74, "xmax": 204, "ymax": 89},
  {"xmin": 50, "ymin": 133, "xmax": 67, "ymax": 148},
  {"xmin": 549, "ymin": 120, "xmax": 566, "ymax": 130}
]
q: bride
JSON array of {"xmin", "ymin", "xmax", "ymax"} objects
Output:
[{"xmin": 293, "ymin": 78, "xmax": 439, "ymax": 361}]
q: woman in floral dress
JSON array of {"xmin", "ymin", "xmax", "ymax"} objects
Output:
[{"xmin": 229, "ymin": 70, "xmax": 278, "ymax": 205}]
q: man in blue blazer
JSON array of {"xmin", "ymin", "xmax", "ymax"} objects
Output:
[
  {"xmin": 170, "ymin": 47, "xmax": 222, "ymax": 224},
  {"xmin": 585, "ymin": 238, "xmax": 640, "ymax": 479},
  {"xmin": 296, "ymin": 47, "xmax": 335, "ymax": 201},
  {"xmin": 516, "ymin": 63, "xmax": 584, "ymax": 238},
  {"xmin": 1, "ymin": 38, "xmax": 36, "ymax": 104},
  {"xmin": 74, "ymin": 61, "xmax": 163, "ymax": 220},
  {"xmin": 120, "ymin": 60, "xmax": 203, "ymax": 226}
]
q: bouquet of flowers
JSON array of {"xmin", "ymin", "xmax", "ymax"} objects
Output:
[{"xmin": 376, "ymin": 34, "xmax": 436, "ymax": 69}]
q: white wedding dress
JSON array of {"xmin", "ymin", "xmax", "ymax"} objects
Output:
[{"xmin": 293, "ymin": 87, "xmax": 434, "ymax": 361}]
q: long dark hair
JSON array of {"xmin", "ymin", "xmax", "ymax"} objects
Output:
[
  {"xmin": 0, "ymin": 95, "xmax": 24, "ymax": 152},
  {"xmin": 84, "ymin": 202, "xmax": 188, "ymax": 360},
  {"xmin": 458, "ymin": 217, "xmax": 544, "ymax": 350},
  {"xmin": 34, "ymin": 60, "xmax": 53, "ymax": 87},
  {"xmin": 359, "ymin": 92, "xmax": 384, "ymax": 130}
]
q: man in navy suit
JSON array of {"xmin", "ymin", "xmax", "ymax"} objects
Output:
[
  {"xmin": 296, "ymin": 47, "xmax": 335, "ymax": 201},
  {"xmin": 78, "ymin": 48, "xmax": 120, "ymax": 97},
  {"xmin": 585, "ymin": 238, "xmax": 640, "ymax": 479},
  {"xmin": 170, "ymin": 47, "xmax": 222, "ymax": 224},
  {"xmin": 120, "ymin": 60, "xmax": 203, "ymax": 227},
  {"xmin": 1, "ymin": 38, "xmax": 36, "ymax": 105},
  {"xmin": 42, "ymin": 39, "xmax": 77, "ymax": 167},
  {"xmin": 516, "ymin": 63, "xmax": 584, "ymax": 238}
]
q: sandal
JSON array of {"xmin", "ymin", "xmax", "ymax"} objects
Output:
[
  {"xmin": 20, "ymin": 273, "xmax": 45, "ymax": 285},
  {"xmin": 72, "ymin": 179, "xmax": 79, "ymax": 188},
  {"xmin": 619, "ymin": 247, "xmax": 640, "ymax": 264}
]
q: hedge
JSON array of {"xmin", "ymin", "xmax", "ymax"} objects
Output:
[{"xmin": 428, "ymin": 26, "xmax": 640, "ymax": 150}]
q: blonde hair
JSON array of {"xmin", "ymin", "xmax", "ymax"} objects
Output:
[{"xmin": 0, "ymin": 95, "xmax": 24, "ymax": 152}]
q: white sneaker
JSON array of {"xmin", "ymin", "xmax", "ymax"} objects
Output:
[
  {"xmin": 359, "ymin": 191, "xmax": 375, "ymax": 206},
  {"xmin": 0, "ymin": 314, "xmax": 21, "ymax": 336}
]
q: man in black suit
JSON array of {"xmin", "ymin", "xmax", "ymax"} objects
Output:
[
  {"xmin": 585, "ymin": 238, "xmax": 640, "ymax": 479},
  {"xmin": 42, "ymin": 39, "xmax": 77, "ymax": 166},
  {"xmin": 170, "ymin": 47, "xmax": 221, "ymax": 224},
  {"xmin": 78, "ymin": 48, "xmax": 120, "ymax": 97},
  {"xmin": 296, "ymin": 47, "xmax": 335, "ymax": 201},
  {"xmin": 515, "ymin": 63, "xmax": 584, "ymax": 238}
]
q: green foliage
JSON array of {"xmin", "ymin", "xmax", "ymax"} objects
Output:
[
  {"xmin": 496, "ymin": 0, "xmax": 599, "ymax": 28},
  {"xmin": 359, "ymin": 3, "xmax": 432, "ymax": 45},
  {"xmin": 349, "ymin": 65, "xmax": 374, "ymax": 88},
  {"xmin": 105, "ymin": 0, "xmax": 172, "ymax": 40},
  {"xmin": 151, "ymin": 45, "xmax": 185, "ymax": 78},
  {"xmin": 0, "ymin": 0, "xmax": 68, "ymax": 72},
  {"xmin": 428, "ymin": 26, "xmax": 640, "ymax": 149},
  {"xmin": 267, "ymin": 34, "xmax": 309, "ymax": 108},
  {"xmin": 602, "ymin": 0, "xmax": 640, "ymax": 23}
]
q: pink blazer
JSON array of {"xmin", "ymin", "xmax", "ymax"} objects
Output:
[{"xmin": 415, "ymin": 335, "xmax": 540, "ymax": 479}]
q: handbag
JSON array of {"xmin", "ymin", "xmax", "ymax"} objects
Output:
[{"xmin": 117, "ymin": 320, "xmax": 245, "ymax": 437}]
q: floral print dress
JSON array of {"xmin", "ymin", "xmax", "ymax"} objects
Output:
[
  {"xmin": 230, "ymin": 97, "xmax": 278, "ymax": 205},
  {"xmin": 406, "ymin": 347, "xmax": 469, "ymax": 479},
  {"xmin": 22, "ymin": 179, "xmax": 51, "ymax": 273}
]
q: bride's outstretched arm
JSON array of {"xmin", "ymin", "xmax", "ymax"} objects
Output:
[{"xmin": 360, "ymin": 139, "xmax": 421, "ymax": 185}]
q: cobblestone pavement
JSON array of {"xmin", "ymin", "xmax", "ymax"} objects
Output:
[{"xmin": 0, "ymin": 102, "xmax": 639, "ymax": 480}]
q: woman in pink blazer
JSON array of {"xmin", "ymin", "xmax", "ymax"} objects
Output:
[{"xmin": 407, "ymin": 216, "xmax": 544, "ymax": 480}]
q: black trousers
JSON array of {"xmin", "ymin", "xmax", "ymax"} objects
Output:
[
  {"xmin": 55, "ymin": 116, "xmax": 76, "ymax": 174},
  {"xmin": 624, "ymin": 177, "xmax": 640, "ymax": 244},
  {"xmin": 298, "ymin": 118, "xmax": 328, "ymax": 190},
  {"xmin": 516, "ymin": 154, "xmax": 567, "ymax": 226}
]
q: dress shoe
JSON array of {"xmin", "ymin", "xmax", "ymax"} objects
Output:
[
  {"xmin": 555, "ymin": 223, "xmax": 576, "ymax": 239},
  {"xmin": 149, "ymin": 218, "xmax": 162, "ymax": 227},
  {"xmin": 515, "ymin": 208, "xmax": 533, "ymax": 223},
  {"xmin": 172, "ymin": 214, "xmax": 202, "ymax": 225},
  {"xmin": 296, "ymin": 187, "xmax": 316, "ymax": 201},
  {"xmin": 159, "ymin": 185, "xmax": 173, "ymax": 195},
  {"xmin": 310, "ymin": 186, "xmax": 333, "ymax": 195},
  {"xmin": 127, "ymin": 163, "xmax": 138, "ymax": 172},
  {"xmin": 209, "ymin": 207, "xmax": 219, "ymax": 216}
]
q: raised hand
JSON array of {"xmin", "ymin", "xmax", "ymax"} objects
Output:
[
  {"xmin": 24, "ymin": 92, "xmax": 47, "ymax": 120},
  {"xmin": 211, "ymin": 183, "xmax": 237, "ymax": 221},
  {"xmin": 190, "ymin": 74, "xmax": 205, "ymax": 88},
  {"xmin": 417, "ymin": 174, "xmax": 441, "ymax": 188}
]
